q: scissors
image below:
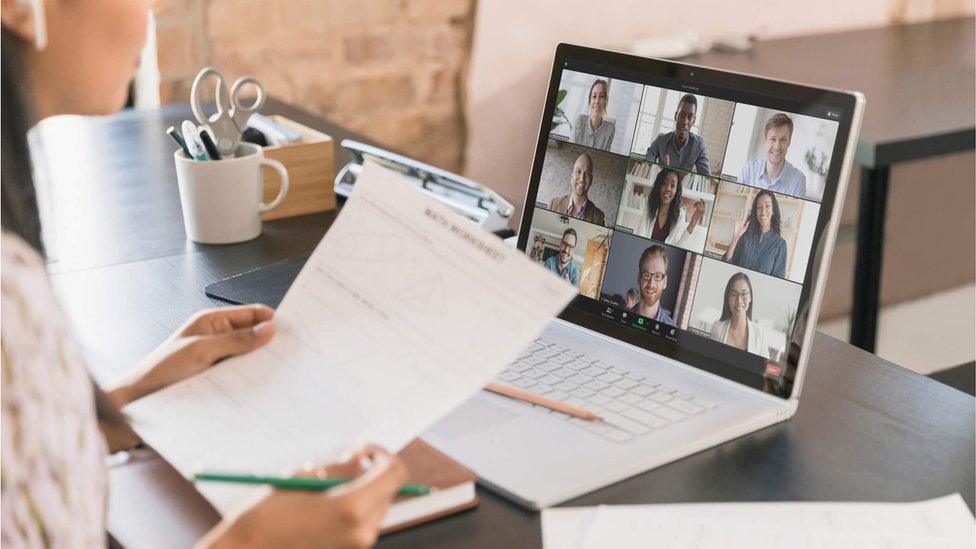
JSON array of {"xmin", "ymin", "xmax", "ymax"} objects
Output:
[{"xmin": 190, "ymin": 67, "xmax": 266, "ymax": 158}]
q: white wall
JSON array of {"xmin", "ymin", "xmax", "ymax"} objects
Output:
[{"xmin": 463, "ymin": 0, "xmax": 898, "ymax": 214}]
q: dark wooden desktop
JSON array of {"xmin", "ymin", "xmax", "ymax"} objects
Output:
[
  {"xmin": 689, "ymin": 17, "xmax": 976, "ymax": 353},
  {"xmin": 38, "ymin": 96, "xmax": 973, "ymax": 547}
]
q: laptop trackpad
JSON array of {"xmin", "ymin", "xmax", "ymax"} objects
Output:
[{"xmin": 429, "ymin": 395, "xmax": 518, "ymax": 440}]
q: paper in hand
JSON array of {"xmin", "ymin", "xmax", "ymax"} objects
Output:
[{"xmin": 126, "ymin": 160, "xmax": 576, "ymax": 513}]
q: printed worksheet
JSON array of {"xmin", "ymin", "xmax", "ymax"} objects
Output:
[
  {"xmin": 560, "ymin": 495, "xmax": 975, "ymax": 549},
  {"xmin": 126, "ymin": 160, "xmax": 576, "ymax": 513}
]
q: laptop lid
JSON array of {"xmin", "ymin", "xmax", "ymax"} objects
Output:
[{"xmin": 517, "ymin": 44, "xmax": 864, "ymax": 400}]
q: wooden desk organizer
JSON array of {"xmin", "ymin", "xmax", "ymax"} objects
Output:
[{"xmin": 260, "ymin": 115, "xmax": 336, "ymax": 220}]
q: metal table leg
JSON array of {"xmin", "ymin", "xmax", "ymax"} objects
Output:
[{"xmin": 850, "ymin": 165, "xmax": 890, "ymax": 353}]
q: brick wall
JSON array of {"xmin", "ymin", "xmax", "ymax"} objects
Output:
[{"xmin": 154, "ymin": 0, "xmax": 476, "ymax": 172}]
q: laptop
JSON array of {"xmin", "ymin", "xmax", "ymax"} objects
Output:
[{"xmin": 423, "ymin": 43, "xmax": 864, "ymax": 509}]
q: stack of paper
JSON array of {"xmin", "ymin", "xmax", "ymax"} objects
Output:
[
  {"xmin": 543, "ymin": 495, "xmax": 975, "ymax": 549},
  {"xmin": 127, "ymin": 160, "xmax": 577, "ymax": 513}
]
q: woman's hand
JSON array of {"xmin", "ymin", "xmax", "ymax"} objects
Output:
[
  {"xmin": 201, "ymin": 444, "xmax": 408, "ymax": 549},
  {"xmin": 731, "ymin": 208, "xmax": 750, "ymax": 240},
  {"xmin": 687, "ymin": 199, "xmax": 707, "ymax": 233},
  {"xmin": 107, "ymin": 304, "xmax": 277, "ymax": 408}
]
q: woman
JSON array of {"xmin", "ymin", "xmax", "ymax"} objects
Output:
[
  {"xmin": 724, "ymin": 189, "xmax": 787, "ymax": 278},
  {"xmin": 709, "ymin": 273, "xmax": 769, "ymax": 358},
  {"xmin": 635, "ymin": 167, "xmax": 707, "ymax": 250},
  {"xmin": 1, "ymin": 2, "xmax": 404, "ymax": 547},
  {"xmin": 573, "ymin": 79, "xmax": 615, "ymax": 150}
]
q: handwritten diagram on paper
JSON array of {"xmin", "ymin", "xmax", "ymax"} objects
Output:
[{"xmin": 126, "ymin": 160, "xmax": 577, "ymax": 514}]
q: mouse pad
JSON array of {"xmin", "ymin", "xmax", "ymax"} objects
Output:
[{"xmin": 204, "ymin": 255, "xmax": 309, "ymax": 308}]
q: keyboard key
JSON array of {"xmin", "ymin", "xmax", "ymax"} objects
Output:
[
  {"xmin": 624, "ymin": 372, "xmax": 645, "ymax": 382},
  {"xmin": 570, "ymin": 387, "xmax": 595, "ymax": 399},
  {"xmin": 521, "ymin": 355, "xmax": 546, "ymax": 366},
  {"xmin": 512, "ymin": 377, "xmax": 537, "ymax": 389},
  {"xmin": 604, "ymin": 429, "xmax": 634, "ymax": 443},
  {"xmin": 564, "ymin": 360, "xmax": 590, "ymax": 371},
  {"xmin": 614, "ymin": 378, "xmax": 640, "ymax": 390},
  {"xmin": 536, "ymin": 348, "xmax": 562, "ymax": 359},
  {"xmin": 619, "ymin": 393, "xmax": 643, "ymax": 406},
  {"xmin": 653, "ymin": 406, "xmax": 687, "ymax": 422},
  {"xmin": 649, "ymin": 392, "xmax": 674, "ymax": 404},
  {"xmin": 540, "ymin": 374, "xmax": 562, "ymax": 386},
  {"xmin": 568, "ymin": 373, "xmax": 594, "ymax": 385},
  {"xmin": 550, "ymin": 367, "xmax": 574, "ymax": 378},
  {"xmin": 549, "ymin": 344, "xmax": 569, "ymax": 353},
  {"xmin": 547, "ymin": 390, "xmax": 570, "ymax": 401},
  {"xmin": 550, "ymin": 410, "xmax": 571, "ymax": 420},
  {"xmin": 539, "ymin": 361, "xmax": 564, "ymax": 372},
  {"xmin": 524, "ymin": 368, "xmax": 548, "ymax": 379},
  {"xmin": 524, "ymin": 343, "xmax": 545, "ymax": 354},
  {"xmin": 564, "ymin": 397, "xmax": 587, "ymax": 408},
  {"xmin": 631, "ymin": 384, "xmax": 657, "ymax": 397},
  {"xmin": 602, "ymin": 412, "xmax": 651, "ymax": 435},
  {"xmin": 555, "ymin": 380, "xmax": 579, "ymax": 392},
  {"xmin": 509, "ymin": 362, "xmax": 533, "ymax": 373},
  {"xmin": 552, "ymin": 354, "xmax": 577, "ymax": 365},
  {"xmin": 581, "ymin": 365, "xmax": 607, "ymax": 377},
  {"xmin": 596, "ymin": 372, "xmax": 622, "ymax": 384},
  {"xmin": 584, "ymin": 379, "xmax": 609, "ymax": 392},
  {"xmin": 623, "ymin": 407, "xmax": 669, "ymax": 428},
  {"xmin": 533, "ymin": 384, "xmax": 554, "ymax": 395},
  {"xmin": 498, "ymin": 371, "xmax": 522, "ymax": 382},
  {"xmin": 658, "ymin": 385, "xmax": 678, "ymax": 394},
  {"xmin": 587, "ymin": 392, "xmax": 612, "ymax": 406},
  {"xmin": 636, "ymin": 400, "xmax": 661, "ymax": 413},
  {"xmin": 601, "ymin": 386, "xmax": 627, "ymax": 398},
  {"xmin": 668, "ymin": 399, "xmax": 705, "ymax": 415},
  {"xmin": 602, "ymin": 401, "xmax": 629, "ymax": 413},
  {"xmin": 676, "ymin": 392, "xmax": 694, "ymax": 400}
]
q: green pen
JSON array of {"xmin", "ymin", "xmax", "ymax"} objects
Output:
[{"xmin": 193, "ymin": 471, "xmax": 433, "ymax": 496}]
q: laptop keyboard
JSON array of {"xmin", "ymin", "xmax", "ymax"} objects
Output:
[{"xmin": 495, "ymin": 338, "xmax": 717, "ymax": 444}]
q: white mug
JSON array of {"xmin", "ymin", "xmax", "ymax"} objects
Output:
[{"xmin": 174, "ymin": 142, "xmax": 289, "ymax": 244}]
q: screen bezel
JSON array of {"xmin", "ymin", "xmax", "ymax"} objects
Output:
[{"xmin": 516, "ymin": 43, "xmax": 860, "ymax": 399}]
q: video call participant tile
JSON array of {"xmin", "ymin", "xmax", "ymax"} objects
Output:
[
  {"xmin": 704, "ymin": 181, "xmax": 820, "ymax": 284},
  {"xmin": 536, "ymin": 140, "xmax": 628, "ymax": 229},
  {"xmin": 722, "ymin": 105, "xmax": 840, "ymax": 202},
  {"xmin": 630, "ymin": 87, "xmax": 734, "ymax": 179},
  {"xmin": 614, "ymin": 159, "xmax": 718, "ymax": 255},
  {"xmin": 599, "ymin": 232, "xmax": 699, "ymax": 328},
  {"xmin": 549, "ymin": 69, "xmax": 643, "ymax": 156},
  {"xmin": 525, "ymin": 207, "xmax": 613, "ymax": 299},
  {"xmin": 686, "ymin": 257, "xmax": 802, "ymax": 363}
]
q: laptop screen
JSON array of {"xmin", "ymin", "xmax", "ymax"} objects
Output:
[{"xmin": 517, "ymin": 45, "xmax": 860, "ymax": 399}]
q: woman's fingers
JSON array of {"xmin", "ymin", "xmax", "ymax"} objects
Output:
[
  {"xmin": 187, "ymin": 304, "xmax": 276, "ymax": 335},
  {"xmin": 195, "ymin": 322, "xmax": 277, "ymax": 363}
]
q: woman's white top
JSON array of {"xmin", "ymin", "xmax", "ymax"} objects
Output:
[
  {"xmin": 709, "ymin": 318, "xmax": 770, "ymax": 358},
  {"xmin": 635, "ymin": 206, "xmax": 706, "ymax": 251}
]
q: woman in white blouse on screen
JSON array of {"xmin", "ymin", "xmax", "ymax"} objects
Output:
[
  {"xmin": 709, "ymin": 272, "xmax": 770, "ymax": 358},
  {"xmin": 573, "ymin": 78, "xmax": 615, "ymax": 150},
  {"xmin": 636, "ymin": 168, "xmax": 707, "ymax": 250}
]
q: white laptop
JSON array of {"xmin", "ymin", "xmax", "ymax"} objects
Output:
[{"xmin": 424, "ymin": 44, "xmax": 864, "ymax": 510}]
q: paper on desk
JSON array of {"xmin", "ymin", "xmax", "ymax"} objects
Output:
[
  {"xmin": 561, "ymin": 494, "xmax": 975, "ymax": 549},
  {"xmin": 542, "ymin": 507, "xmax": 600, "ymax": 549},
  {"xmin": 126, "ymin": 160, "xmax": 576, "ymax": 514}
]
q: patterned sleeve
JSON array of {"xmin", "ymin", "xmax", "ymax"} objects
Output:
[{"xmin": 1, "ymin": 232, "xmax": 108, "ymax": 548}]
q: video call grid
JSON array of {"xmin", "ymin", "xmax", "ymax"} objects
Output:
[{"xmin": 528, "ymin": 65, "xmax": 837, "ymax": 365}]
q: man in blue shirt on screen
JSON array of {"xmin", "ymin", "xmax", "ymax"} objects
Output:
[
  {"xmin": 544, "ymin": 228, "xmax": 581, "ymax": 287},
  {"xmin": 645, "ymin": 94, "xmax": 711, "ymax": 175},
  {"xmin": 739, "ymin": 113, "xmax": 807, "ymax": 198}
]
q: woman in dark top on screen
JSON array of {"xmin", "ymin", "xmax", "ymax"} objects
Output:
[{"xmin": 723, "ymin": 190, "xmax": 787, "ymax": 278}]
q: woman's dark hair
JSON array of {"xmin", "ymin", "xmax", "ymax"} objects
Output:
[
  {"xmin": 720, "ymin": 272, "xmax": 754, "ymax": 321},
  {"xmin": 2, "ymin": 27, "xmax": 127, "ymax": 430},
  {"xmin": 646, "ymin": 167, "xmax": 684, "ymax": 237},
  {"xmin": 745, "ymin": 189, "xmax": 782, "ymax": 235}
]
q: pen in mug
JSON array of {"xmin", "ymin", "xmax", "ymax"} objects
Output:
[
  {"xmin": 197, "ymin": 126, "xmax": 223, "ymax": 160},
  {"xmin": 181, "ymin": 120, "xmax": 210, "ymax": 161},
  {"xmin": 166, "ymin": 125, "xmax": 192, "ymax": 159}
]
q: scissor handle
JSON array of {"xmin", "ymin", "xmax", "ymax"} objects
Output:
[
  {"xmin": 229, "ymin": 76, "xmax": 266, "ymax": 130},
  {"xmin": 190, "ymin": 67, "xmax": 231, "ymax": 125}
]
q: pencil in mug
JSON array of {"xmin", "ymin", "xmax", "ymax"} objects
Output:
[{"xmin": 192, "ymin": 472, "xmax": 433, "ymax": 497}]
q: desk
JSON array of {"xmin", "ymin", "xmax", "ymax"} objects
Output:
[
  {"xmin": 689, "ymin": 17, "xmax": 976, "ymax": 352},
  {"xmin": 36, "ymin": 101, "xmax": 974, "ymax": 548}
]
